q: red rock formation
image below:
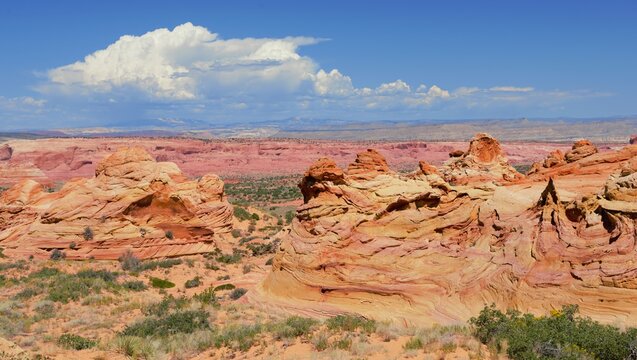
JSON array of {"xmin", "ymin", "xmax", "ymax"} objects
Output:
[
  {"xmin": 259, "ymin": 139, "xmax": 637, "ymax": 326},
  {"xmin": 0, "ymin": 147, "xmax": 233, "ymax": 260},
  {"xmin": 565, "ymin": 139, "xmax": 598, "ymax": 163},
  {"xmin": 630, "ymin": 135, "xmax": 637, "ymax": 145},
  {"xmin": 346, "ymin": 149, "xmax": 391, "ymax": 180},
  {"xmin": 440, "ymin": 133, "xmax": 522, "ymax": 184},
  {"xmin": 0, "ymin": 144, "xmax": 12, "ymax": 161}
]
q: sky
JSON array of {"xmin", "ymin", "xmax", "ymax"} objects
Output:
[{"xmin": 0, "ymin": 0, "xmax": 635, "ymax": 130}]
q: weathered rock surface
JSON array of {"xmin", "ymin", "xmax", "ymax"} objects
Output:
[
  {"xmin": 260, "ymin": 136, "xmax": 637, "ymax": 325},
  {"xmin": 0, "ymin": 144, "xmax": 12, "ymax": 161},
  {"xmin": 0, "ymin": 147, "xmax": 233, "ymax": 260},
  {"xmin": 565, "ymin": 139, "xmax": 598, "ymax": 163},
  {"xmin": 440, "ymin": 133, "xmax": 522, "ymax": 184}
]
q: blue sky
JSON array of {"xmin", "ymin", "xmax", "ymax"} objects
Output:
[{"xmin": 0, "ymin": 0, "xmax": 635, "ymax": 129}]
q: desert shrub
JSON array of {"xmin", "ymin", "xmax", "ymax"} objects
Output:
[
  {"xmin": 58, "ymin": 333, "xmax": 97, "ymax": 350},
  {"xmin": 326, "ymin": 314, "xmax": 377, "ymax": 334},
  {"xmin": 112, "ymin": 335, "xmax": 155, "ymax": 358},
  {"xmin": 83, "ymin": 226, "xmax": 94, "ymax": 241},
  {"xmin": 13, "ymin": 287, "xmax": 41, "ymax": 300},
  {"xmin": 332, "ymin": 335, "xmax": 353, "ymax": 350},
  {"xmin": 193, "ymin": 287, "xmax": 218, "ymax": 306},
  {"xmin": 312, "ymin": 332, "xmax": 330, "ymax": 351},
  {"xmin": 213, "ymin": 283, "xmax": 235, "ymax": 292},
  {"xmin": 441, "ymin": 340, "xmax": 457, "ymax": 353},
  {"xmin": 0, "ymin": 260, "xmax": 27, "ymax": 271},
  {"xmin": 33, "ymin": 300, "xmax": 55, "ymax": 319},
  {"xmin": 122, "ymin": 280, "xmax": 147, "ymax": 292},
  {"xmin": 246, "ymin": 240, "xmax": 279, "ymax": 256},
  {"xmin": 216, "ymin": 275, "xmax": 230, "ymax": 281},
  {"xmin": 205, "ymin": 262, "xmax": 220, "ymax": 271},
  {"xmin": 247, "ymin": 223, "xmax": 256, "ymax": 233},
  {"xmin": 76, "ymin": 269, "xmax": 118, "ymax": 282},
  {"xmin": 216, "ymin": 248, "xmax": 244, "ymax": 264},
  {"xmin": 150, "ymin": 277, "xmax": 175, "ymax": 289},
  {"xmin": 233, "ymin": 207, "xmax": 252, "ymax": 221},
  {"xmin": 47, "ymin": 271, "xmax": 118, "ymax": 303},
  {"xmin": 69, "ymin": 242, "xmax": 77, "ymax": 249},
  {"xmin": 139, "ymin": 258, "xmax": 182, "ymax": 271},
  {"xmin": 0, "ymin": 275, "xmax": 6, "ymax": 287},
  {"xmin": 185, "ymin": 276, "xmax": 201, "ymax": 289},
  {"xmin": 121, "ymin": 310, "xmax": 210, "ymax": 337},
  {"xmin": 29, "ymin": 267, "xmax": 61, "ymax": 278},
  {"xmin": 229, "ymin": 288, "xmax": 247, "ymax": 300},
  {"xmin": 164, "ymin": 230, "xmax": 174, "ymax": 240},
  {"xmin": 242, "ymin": 264, "xmax": 252, "ymax": 274},
  {"xmin": 270, "ymin": 316, "xmax": 318, "ymax": 340},
  {"xmin": 49, "ymin": 249, "xmax": 65, "ymax": 260},
  {"xmin": 142, "ymin": 295, "xmax": 189, "ymax": 317},
  {"xmin": 231, "ymin": 229, "xmax": 242, "ymax": 238},
  {"xmin": 403, "ymin": 336, "xmax": 424, "ymax": 350},
  {"xmin": 214, "ymin": 323, "xmax": 263, "ymax": 352},
  {"xmin": 470, "ymin": 304, "xmax": 637, "ymax": 359},
  {"xmin": 285, "ymin": 210, "xmax": 295, "ymax": 224},
  {"xmin": 118, "ymin": 250, "xmax": 141, "ymax": 271},
  {"xmin": 250, "ymin": 213, "xmax": 260, "ymax": 221},
  {"xmin": 265, "ymin": 257, "xmax": 274, "ymax": 266}
]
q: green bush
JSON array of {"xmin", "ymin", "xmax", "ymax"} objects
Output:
[
  {"xmin": 122, "ymin": 280, "xmax": 148, "ymax": 292},
  {"xmin": 326, "ymin": 314, "xmax": 377, "ymax": 334},
  {"xmin": 164, "ymin": 230, "xmax": 174, "ymax": 240},
  {"xmin": 29, "ymin": 267, "xmax": 61, "ymax": 278},
  {"xmin": 193, "ymin": 287, "xmax": 218, "ymax": 306},
  {"xmin": 121, "ymin": 310, "xmax": 210, "ymax": 338},
  {"xmin": 216, "ymin": 248, "xmax": 243, "ymax": 264},
  {"xmin": 231, "ymin": 229, "xmax": 242, "ymax": 238},
  {"xmin": 185, "ymin": 276, "xmax": 201, "ymax": 289},
  {"xmin": 150, "ymin": 277, "xmax": 175, "ymax": 289},
  {"xmin": 57, "ymin": 333, "xmax": 97, "ymax": 350},
  {"xmin": 285, "ymin": 210, "xmax": 295, "ymax": 224},
  {"xmin": 233, "ymin": 207, "xmax": 252, "ymax": 221},
  {"xmin": 229, "ymin": 288, "xmax": 247, "ymax": 300},
  {"xmin": 470, "ymin": 304, "xmax": 637, "ymax": 359},
  {"xmin": 246, "ymin": 240, "xmax": 279, "ymax": 256},
  {"xmin": 46, "ymin": 271, "xmax": 119, "ymax": 303}
]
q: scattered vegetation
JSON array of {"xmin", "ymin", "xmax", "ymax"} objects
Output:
[
  {"xmin": 326, "ymin": 314, "xmax": 377, "ymax": 334},
  {"xmin": 122, "ymin": 280, "xmax": 148, "ymax": 292},
  {"xmin": 185, "ymin": 276, "xmax": 201, "ymax": 288},
  {"xmin": 246, "ymin": 240, "xmax": 279, "ymax": 256},
  {"xmin": 229, "ymin": 288, "xmax": 247, "ymax": 300},
  {"xmin": 470, "ymin": 304, "xmax": 637, "ymax": 359},
  {"xmin": 215, "ymin": 248, "xmax": 244, "ymax": 264},
  {"xmin": 121, "ymin": 309, "xmax": 211, "ymax": 337},
  {"xmin": 225, "ymin": 175, "xmax": 302, "ymax": 206},
  {"xmin": 150, "ymin": 277, "xmax": 175, "ymax": 289},
  {"xmin": 118, "ymin": 250, "xmax": 182, "ymax": 272},
  {"xmin": 58, "ymin": 333, "xmax": 97, "ymax": 350},
  {"xmin": 164, "ymin": 230, "xmax": 174, "ymax": 240}
]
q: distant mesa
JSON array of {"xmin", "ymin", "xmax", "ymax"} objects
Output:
[
  {"xmin": 258, "ymin": 133, "xmax": 637, "ymax": 325},
  {"xmin": 0, "ymin": 147, "xmax": 233, "ymax": 260}
]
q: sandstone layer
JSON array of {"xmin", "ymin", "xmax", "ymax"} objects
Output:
[
  {"xmin": 0, "ymin": 147, "xmax": 233, "ymax": 259},
  {"xmin": 260, "ymin": 135, "xmax": 637, "ymax": 326}
]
